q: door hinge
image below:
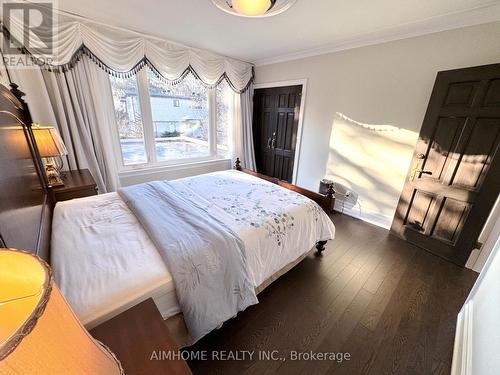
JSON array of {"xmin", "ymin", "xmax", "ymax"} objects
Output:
[{"xmin": 475, "ymin": 241, "xmax": 483, "ymax": 250}]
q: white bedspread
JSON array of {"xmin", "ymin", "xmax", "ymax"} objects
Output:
[
  {"xmin": 51, "ymin": 170, "xmax": 335, "ymax": 328},
  {"xmin": 118, "ymin": 180, "xmax": 258, "ymax": 342}
]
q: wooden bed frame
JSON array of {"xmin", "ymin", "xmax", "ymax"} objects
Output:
[
  {"xmin": 234, "ymin": 158, "xmax": 334, "ymax": 255},
  {"xmin": 0, "ymin": 82, "xmax": 332, "ymax": 260}
]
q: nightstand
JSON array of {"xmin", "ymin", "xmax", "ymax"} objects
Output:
[
  {"xmin": 90, "ymin": 298, "xmax": 192, "ymax": 375},
  {"xmin": 48, "ymin": 169, "xmax": 98, "ymax": 202}
]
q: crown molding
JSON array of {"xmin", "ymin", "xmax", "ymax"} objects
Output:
[{"xmin": 254, "ymin": 2, "xmax": 500, "ymax": 66}]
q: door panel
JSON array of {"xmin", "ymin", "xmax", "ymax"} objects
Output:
[
  {"xmin": 423, "ymin": 117, "xmax": 465, "ymax": 182},
  {"xmin": 253, "ymin": 85, "xmax": 302, "ymax": 182},
  {"xmin": 443, "ymin": 81, "xmax": 479, "ymax": 107},
  {"xmin": 262, "ymin": 109, "xmax": 274, "ymax": 177},
  {"xmin": 483, "ymin": 79, "xmax": 500, "ymax": 106},
  {"xmin": 254, "ymin": 92, "xmax": 275, "ymax": 177},
  {"xmin": 431, "ymin": 197, "xmax": 469, "ymax": 243},
  {"xmin": 452, "ymin": 119, "xmax": 500, "ymax": 188},
  {"xmin": 405, "ymin": 190, "xmax": 436, "ymax": 232},
  {"xmin": 392, "ymin": 63, "xmax": 500, "ymax": 266}
]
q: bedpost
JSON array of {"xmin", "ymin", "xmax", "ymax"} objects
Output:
[
  {"xmin": 315, "ymin": 241, "xmax": 327, "ymax": 256},
  {"xmin": 234, "ymin": 157, "xmax": 242, "ymax": 171},
  {"xmin": 9, "ymin": 83, "xmax": 49, "ymax": 189},
  {"xmin": 322, "ymin": 183, "xmax": 335, "ymax": 214},
  {"xmin": 317, "ymin": 185, "xmax": 334, "ymax": 255}
]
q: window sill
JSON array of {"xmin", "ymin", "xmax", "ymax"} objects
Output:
[{"xmin": 118, "ymin": 157, "xmax": 232, "ymax": 179}]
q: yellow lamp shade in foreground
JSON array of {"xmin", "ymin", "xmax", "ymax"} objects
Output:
[{"xmin": 0, "ymin": 249, "xmax": 123, "ymax": 375}]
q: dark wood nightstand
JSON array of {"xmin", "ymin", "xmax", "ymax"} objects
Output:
[
  {"xmin": 48, "ymin": 169, "xmax": 98, "ymax": 202},
  {"xmin": 90, "ymin": 298, "xmax": 192, "ymax": 375}
]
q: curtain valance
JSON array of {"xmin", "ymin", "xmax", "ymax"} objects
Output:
[{"xmin": 5, "ymin": 12, "xmax": 254, "ymax": 92}]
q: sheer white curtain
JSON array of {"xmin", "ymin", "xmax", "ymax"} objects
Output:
[
  {"xmin": 232, "ymin": 84, "xmax": 256, "ymax": 170},
  {"xmin": 41, "ymin": 56, "xmax": 120, "ymax": 192}
]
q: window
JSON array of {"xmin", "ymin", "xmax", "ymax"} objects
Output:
[
  {"xmin": 148, "ymin": 71, "xmax": 210, "ymax": 162},
  {"xmin": 110, "ymin": 69, "xmax": 234, "ymax": 169},
  {"xmin": 110, "ymin": 75, "xmax": 147, "ymax": 165}
]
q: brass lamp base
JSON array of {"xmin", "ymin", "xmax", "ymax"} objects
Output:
[{"xmin": 44, "ymin": 162, "xmax": 64, "ymax": 187}]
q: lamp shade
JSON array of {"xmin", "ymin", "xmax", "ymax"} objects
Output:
[
  {"xmin": 31, "ymin": 125, "xmax": 68, "ymax": 158},
  {"xmin": 0, "ymin": 249, "xmax": 123, "ymax": 375}
]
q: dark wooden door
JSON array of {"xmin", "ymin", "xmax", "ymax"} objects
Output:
[
  {"xmin": 391, "ymin": 63, "xmax": 500, "ymax": 266},
  {"xmin": 253, "ymin": 85, "xmax": 302, "ymax": 182}
]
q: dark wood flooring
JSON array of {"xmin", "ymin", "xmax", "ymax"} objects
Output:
[{"xmin": 187, "ymin": 214, "xmax": 477, "ymax": 375}]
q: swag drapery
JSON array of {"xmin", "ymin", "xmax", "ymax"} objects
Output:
[
  {"xmin": 6, "ymin": 11, "xmax": 253, "ymax": 92},
  {"xmin": 4, "ymin": 9, "xmax": 256, "ymax": 192}
]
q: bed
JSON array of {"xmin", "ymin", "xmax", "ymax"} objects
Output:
[
  {"xmin": 51, "ymin": 169, "xmax": 335, "ymax": 345},
  {"xmin": 0, "ymin": 82, "xmax": 336, "ymax": 347}
]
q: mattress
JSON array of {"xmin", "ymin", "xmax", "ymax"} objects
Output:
[
  {"xmin": 51, "ymin": 170, "xmax": 335, "ymax": 329},
  {"xmin": 51, "ymin": 193, "xmax": 180, "ymax": 328}
]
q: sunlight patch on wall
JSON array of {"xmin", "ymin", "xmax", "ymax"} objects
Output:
[{"xmin": 326, "ymin": 112, "xmax": 419, "ymax": 224}]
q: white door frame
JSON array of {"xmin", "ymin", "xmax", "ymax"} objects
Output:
[{"xmin": 253, "ymin": 78, "xmax": 307, "ymax": 185}]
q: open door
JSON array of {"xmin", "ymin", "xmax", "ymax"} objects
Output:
[
  {"xmin": 391, "ymin": 63, "xmax": 500, "ymax": 266},
  {"xmin": 253, "ymin": 85, "xmax": 302, "ymax": 182}
]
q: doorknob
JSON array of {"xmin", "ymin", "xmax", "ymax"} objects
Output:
[
  {"xmin": 410, "ymin": 161, "xmax": 432, "ymax": 181},
  {"xmin": 267, "ymin": 132, "xmax": 277, "ymax": 149},
  {"xmin": 409, "ymin": 153, "xmax": 432, "ymax": 181},
  {"xmin": 411, "ymin": 168, "xmax": 433, "ymax": 180}
]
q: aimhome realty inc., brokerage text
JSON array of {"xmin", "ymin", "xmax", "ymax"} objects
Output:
[{"xmin": 150, "ymin": 350, "xmax": 352, "ymax": 363}]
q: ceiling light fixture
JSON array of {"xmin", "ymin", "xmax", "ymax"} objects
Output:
[{"xmin": 211, "ymin": 0, "xmax": 297, "ymax": 18}]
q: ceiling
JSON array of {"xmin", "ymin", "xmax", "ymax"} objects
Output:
[{"xmin": 58, "ymin": 0, "xmax": 500, "ymax": 65}]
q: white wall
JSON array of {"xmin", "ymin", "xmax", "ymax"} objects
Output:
[
  {"xmin": 255, "ymin": 22, "xmax": 500, "ymax": 227},
  {"xmin": 8, "ymin": 68, "xmax": 57, "ymax": 126},
  {"xmin": 451, "ymin": 215, "xmax": 500, "ymax": 375}
]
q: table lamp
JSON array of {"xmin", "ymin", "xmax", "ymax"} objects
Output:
[
  {"xmin": 31, "ymin": 124, "xmax": 68, "ymax": 187},
  {"xmin": 0, "ymin": 249, "xmax": 124, "ymax": 375}
]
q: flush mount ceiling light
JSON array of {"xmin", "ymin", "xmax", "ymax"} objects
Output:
[{"xmin": 211, "ymin": 0, "xmax": 297, "ymax": 18}]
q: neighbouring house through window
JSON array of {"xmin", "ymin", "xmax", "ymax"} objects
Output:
[{"xmin": 110, "ymin": 69, "xmax": 234, "ymax": 168}]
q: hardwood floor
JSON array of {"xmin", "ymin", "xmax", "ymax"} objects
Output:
[{"xmin": 186, "ymin": 214, "xmax": 478, "ymax": 375}]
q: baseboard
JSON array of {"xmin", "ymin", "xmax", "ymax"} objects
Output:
[
  {"xmin": 334, "ymin": 201, "xmax": 393, "ymax": 229},
  {"xmin": 465, "ymin": 248, "xmax": 481, "ymax": 271},
  {"xmin": 451, "ymin": 301, "xmax": 474, "ymax": 375}
]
